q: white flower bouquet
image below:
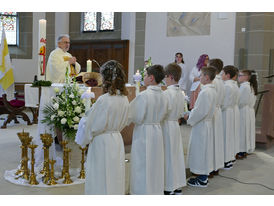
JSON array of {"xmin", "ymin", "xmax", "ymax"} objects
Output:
[{"xmin": 42, "ymin": 79, "xmax": 86, "ymax": 140}]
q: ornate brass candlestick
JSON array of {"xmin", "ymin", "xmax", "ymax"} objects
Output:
[
  {"xmin": 15, "ymin": 130, "xmax": 32, "ymax": 176},
  {"xmin": 40, "ymin": 133, "xmax": 53, "ymax": 184},
  {"xmin": 48, "ymin": 159, "xmax": 57, "ymax": 185},
  {"xmin": 78, "ymin": 146, "xmax": 88, "ymax": 179},
  {"xmin": 63, "ymin": 147, "xmax": 73, "ymax": 184},
  {"xmin": 59, "ymin": 140, "xmax": 68, "ymax": 179},
  {"xmin": 29, "ymin": 143, "xmax": 38, "ymax": 185}
]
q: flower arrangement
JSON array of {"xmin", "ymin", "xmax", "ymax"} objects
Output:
[
  {"xmin": 136, "ymin": 57, "xmax": 165, "ymax": 86},
  {"xmin": 42, "ymin": 70, "xmax": 87, "ymax": 140},
  {"xmin": 138, "ymin": 57, "xmax": 152, "ymax": 85}
]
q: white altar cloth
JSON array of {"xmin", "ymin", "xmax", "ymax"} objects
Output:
[{"xmin": 24, "ymin": 84, "xmax": 39, "ymax": 108}]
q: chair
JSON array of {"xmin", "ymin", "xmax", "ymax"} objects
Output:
[{"xmin": 0, "ymin": 94, "xmax": 32, "ymax": 129}]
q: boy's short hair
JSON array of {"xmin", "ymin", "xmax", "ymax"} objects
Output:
[
  {"xmin": 164, "ymin": 63, "xmax": 182, "ymax": 82},
  {"xmin": 201, "ymin": 66, "xmax": 216, "ymax": 81},
  {"xmin": 223, "ymin": 65, "xmax": 237, "ymax": 79},
  {"xmin": 209, "ymin": 58, "xmax": 223, "ymax": 74},
  {"xmin": 146, "ymin": 64, "xmax": 165, "ymax": 84}
]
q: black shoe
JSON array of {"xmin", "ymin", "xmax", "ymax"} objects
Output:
[
  {"xmin": 164, "ymin": 191, "xmax": 174, "ymax": 195},
  {"xmin": 187, "ymin": 177, "xmax": 208, "ymax": 188},
  {"xmin": 212, "ymin": 170, "xmax": 219, "ymax": 176},
  {"xmin": 223, "ymin": 162, "xmax": 233, "ymax": 170},
  {"xmin": 174, "ymin": 189, "xmax": 182, "ymax": 195},
  {"xmin": 208, "ymin": 171, "xmax": 214, "ymax": 178}
]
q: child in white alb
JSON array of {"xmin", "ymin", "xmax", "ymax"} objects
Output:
[
  {"xmin": 184, "ymin": 66, "xmax": 217, "ymax": 187},
  {"xmin": 162, "ymin": 63, "xmax": 186, "ymax": 195},
  {"xmin": 128, "ymin": 65, "xmax": 167, "ymax": 195}
]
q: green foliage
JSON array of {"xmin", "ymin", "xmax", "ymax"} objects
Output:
[{"xmin": 31, "ymin": 80, "xmax": 52, "ymax": 87}]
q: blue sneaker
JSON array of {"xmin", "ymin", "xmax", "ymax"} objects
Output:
[{"xmin": 187, "ymin": 177, "xmax": 208, "ymax": 188}]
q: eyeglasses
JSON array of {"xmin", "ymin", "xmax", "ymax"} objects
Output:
[
  {"xmin": 62, "ymin": 41, "xmax": 70, "ymax": 44},
  {"xmin": 238, "ymin": 74, "xmax": 247, "ymax": 77}
]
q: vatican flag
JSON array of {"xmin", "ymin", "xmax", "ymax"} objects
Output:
[{"xmin": 0, "ymin": 26, "xmax": 15, "ymax": 91}]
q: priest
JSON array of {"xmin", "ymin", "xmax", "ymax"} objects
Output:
[{"xmin": 46, "ymin": 35, "xmax": 81, "ymax": 83}]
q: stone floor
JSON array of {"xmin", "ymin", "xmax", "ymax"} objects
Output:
[{"xmin": 1, "ymin": 112, "xmax": 274, "ymax": 195}]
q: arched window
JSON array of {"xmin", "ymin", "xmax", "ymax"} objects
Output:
[
  {"xmin": 83, "ymin": 12, "xmax": 114, "ymax": 32},
  {"xmin": 0, "ymin": 12, "xmax": 18, "ymax": 45}
]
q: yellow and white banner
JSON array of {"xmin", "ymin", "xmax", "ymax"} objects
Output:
[{"xmin": 0, "ymin": 26, "xmax": 15, "ymax": 100}]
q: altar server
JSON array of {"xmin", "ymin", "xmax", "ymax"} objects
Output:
[
  {"xmin": 237, "ymin": 70, "xmax": 252, "ymax": 158},
  {"xmin": 209, "ymin": 59, "xmax": 225, "ymax": 176},
  {"xmin": 232, "ymin": 69, "xmax": 241, "ymax": 160},
  {"xmin": 184, "ymin": 66, "xmax": 217, "ymax": 187},
  {"xmin": 128, "ymin": 65, "xmax": 167, "ymax": 195},
  {"xmin": 221, "ymin": 65, "xmax": 237, "ymax": 169},
  {"xmin": 75, "ymin": 60, "xmax": 129, "ymax": 195},
  {"xmin": 162, "ymin": 63, "xmax": 186, "ymax": 195},
  {"xmin": 248, "ymin": 70, "xmax": 258, "ymax": 153}
]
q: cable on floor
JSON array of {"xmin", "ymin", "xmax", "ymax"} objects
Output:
[{"xmin": 218, "ymin": 174, "xmax": 274, "ymax": 191}]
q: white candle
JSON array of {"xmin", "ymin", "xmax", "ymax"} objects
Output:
[
  {"xmin": 87, "ymin": 60, "xmax": 92, "ymax": 73},
  {"xmin": 134, "ymin": 70, "xmax": 141, "ymax": 95}
]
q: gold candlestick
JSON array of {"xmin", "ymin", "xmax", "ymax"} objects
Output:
[
  {"xmin": 29, "ymin": 143, "xmax": 38, "ymax": 185},
  {"xmin": 59, "ymin": 140, "xmax": 68, "ymax": 179},
  {"xmin": 15, "ymin": 130, "xmax": 32, "ymax": 176},
  {"xmin": 48, "ymin": 159, "xmax": 57, "ymax": 185},
  {"xmin": 78, "ymin": 146, "xmax": 88, "ymax": 179},
  {"xmin": 40, "ymin": 133, "xmax": 53, "ymax": 184},
  {"xmin": 63, "ymin": 147, "xmax": 73, "ymax": 184}
]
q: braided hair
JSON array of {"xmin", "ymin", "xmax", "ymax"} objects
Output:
[{"xmin": 100, "ymin": 60, "xmax": 128, "ymax": 96}]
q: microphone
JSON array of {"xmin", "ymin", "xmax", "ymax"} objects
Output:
[{"xmin": 92, "ymin": 59, "xmax": 101, "ymax": 68}]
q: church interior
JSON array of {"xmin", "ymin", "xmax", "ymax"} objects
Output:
[{"xmin": 1, "ymin": 7, "xmax": 274, "ymax": 199}]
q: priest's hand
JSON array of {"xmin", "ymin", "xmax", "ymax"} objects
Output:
[
  {"xmin": 184, "ymin": 114, "xmax": 189, "ymax": 120},
  {"xmin": 69, "ymin": 56, "xmax": 77, "ymax": 65}
]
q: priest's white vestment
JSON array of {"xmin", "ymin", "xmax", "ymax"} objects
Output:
[
  {"xmin": 248, "ymin": 89, "xmax": 256, "ymax": 153},
  {"xmin": 239, "ymin": 81, "xmax": 251, "ymax": 152},
  {"xmin": 212, "ymin": 74, "xmax": 225, "ymax": 170},
  {"xmin": 161, "ymin": 85, "xmax": 186, "ymax": 191},
  {"xmin": 187, "ymin": 83, "xmax": 216, "ymax": 175},
  {"xmin": 46, "ymin": 47, "xmax": 81, "ymax": 83},
  {"xmin": 222, "ymin": 80, "xmax": 236, "ymax": 162},
  {"xmin": 128, "ymin": 85, "xmax": 167, "ymax": 195},
  {"xmin": 76, "ymin": 93, "xmax": 129, "ymax": 195}
]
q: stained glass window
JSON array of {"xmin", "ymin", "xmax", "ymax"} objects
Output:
[
  {"xmin": 100, "ymin": 12, "xmax": 114, "ymax": 31},
  {"xmin": 83, "ymin": 12, "xmax": 114, "ymax": 32},
  {"xmin": 83, "ymin": 12, "xmax": 97, "ymax": 32},
  {"xmin": 0, "ymin": 12, "xmax": 17, "ymax": 45}
]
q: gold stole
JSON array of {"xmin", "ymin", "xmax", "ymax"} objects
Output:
[{"xmin": 63, "ymin": 56, "xmax": 76, "ymax": 77}]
